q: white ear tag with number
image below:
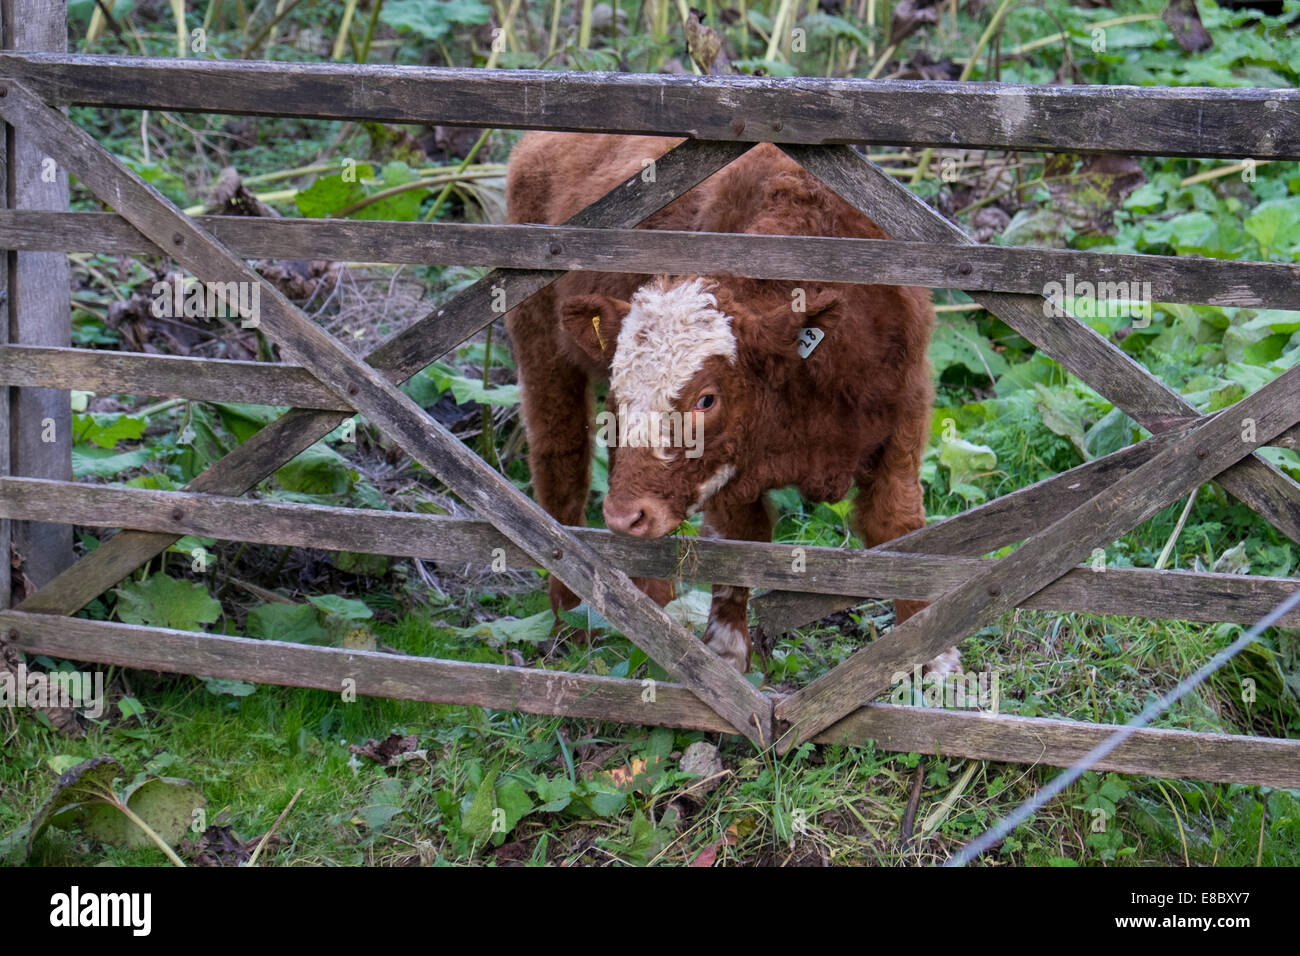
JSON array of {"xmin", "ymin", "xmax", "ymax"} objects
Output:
[{"xmin": 797, "ymin": 327, "xmax": 825, "ymax": 358}]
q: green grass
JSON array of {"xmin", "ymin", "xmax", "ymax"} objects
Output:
[{"xmin": 6, "ymin": 595, "xmax": 1299, "ymax": 866}]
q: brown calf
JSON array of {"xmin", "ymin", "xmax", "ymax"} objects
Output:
[{"xmin": 505, "ymin": 132, "xmax": 957, "ymax": 675}]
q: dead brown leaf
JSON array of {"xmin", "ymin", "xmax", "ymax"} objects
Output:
[
  {"xmin": 1044, "ymin": 153, "xmax": 1147, "ymax": 236},
  {"xmin": 686, "ymin": 9, "xmax": 731, "ymax": 75},
  {"xmin": 690, "ymin": 842, "xmax": 719, "ymax": 867},
  {"xmin": 889, "ymin": 0, "xmax": 944, "ymax": 45},
  {"xmin": 1163, "ymin": 0, "xmax": 1213, "ymax": 53},
  {"xmin": 181, "ymin": 825, "xmax": 264, "ymax": 866},
  {"xmin": 349, "ymin": 732, "xmax": 421, "ymax": 766},
  {"xmin": 205, "ymin": 166, "xmax": 281, "ymax": 218}
]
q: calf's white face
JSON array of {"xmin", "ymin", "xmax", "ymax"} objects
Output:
[
  {"xmin": 559, "ymin": 277, "xmax": 744, "ymax": 537},
  {"xmin": 608, "ymin": 277, "xmax": 737, "ymax": 423}
]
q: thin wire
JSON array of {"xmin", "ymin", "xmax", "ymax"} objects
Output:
[{"xmin": 945, "ymin": 584, "xmax": 1300, "ymax": 867}]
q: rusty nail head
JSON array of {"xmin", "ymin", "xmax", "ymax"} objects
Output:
[
  {"xmin": 172, "ymin": 233, "xmax": 184, "ymax": 245},
  {"xmin": 549, "ymin": 243, "xmax": 562, "ymax": 256},
  {"xmin": 959, "ymin": 262, "xmax": 973, "ymax": 276},
  {"xmin": 347, "ymin": 383, "xmax": 360, "ymax": 396},
  {"xmin": 7, "ymin": 628, "xmax": 17, "ymax": 640},
  {"xmin": 171, "ymin": 507, "xmax": 184, "ymax": 520},
  {"xmin": 0, "ymin": 88, "xmax": 7, "ymax": 97},
  {"xmin": 1196, "ymin": 446, "xmax": 1208, "ymax": 459},
  {"xmin": 987, "ymin": 584, "xmax": 1001, "ymax": 597},
  {"xmin": 772, "ymin": 120, "xmax": 784, "ymax": 132},
  {"xmin": 551, "ymin": 548, "xmax": 562, "ymax": 560},
  {"xmin": 730, "ymin": 118, "xmax": 745, "ymax": 136}
]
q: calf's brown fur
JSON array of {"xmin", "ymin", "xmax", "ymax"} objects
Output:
[{"xmin": 505, "ymin": 132, "xmax": 954, "ymax": 674}]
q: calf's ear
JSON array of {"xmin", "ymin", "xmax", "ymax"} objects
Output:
[
  {"xmin": 559, "ymin": 294, "xmax": 630, "ymax": 362},
  {"xmin": 739, "ymin": 289, "xmax": 841, "ymax": 380}
]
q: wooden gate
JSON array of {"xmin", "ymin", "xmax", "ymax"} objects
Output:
[{"xmin": 1, "ymin": 51, "xmax": 1298, "ymax": 785}]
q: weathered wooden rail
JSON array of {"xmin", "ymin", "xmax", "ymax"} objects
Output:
[{"xmin": 1, "ymin": 44, "xmax": 1298, "ymax": 786}]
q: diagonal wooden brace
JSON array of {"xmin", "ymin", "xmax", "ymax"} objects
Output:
[
  {"xmin": 785, "ymin": 145, "xmax": 1300, "ymax": 539},
  {"xmin": 754, "ymin": 422, "xmax": 1195, "ymax": 634},
  {"xmin": 16, "ymin": 136, "xmax": 747, "ymax": 617},
  {"xmin": 757, "ymin": 145, "xmax": 1300, "ymax": 632},
  {"xmin": 0, "ymin": 81, "xmax": 772, "ymax": 744},
  {"xmin": 774, "ymin": 359, "xmax": 1300, "ymax": 750}
]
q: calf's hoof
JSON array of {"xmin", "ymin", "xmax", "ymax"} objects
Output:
[
  {"xmin": 922, "ymin": 647, "xmax": 963, "ymax": 680},
  {"xmin": 703, "ymin": 618, "xmax": 752, "ymax": 673}
]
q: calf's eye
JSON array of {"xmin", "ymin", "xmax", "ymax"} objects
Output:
[{"xmin": 695, "ymin": 393, "xmax": 716, "ymax": 411}]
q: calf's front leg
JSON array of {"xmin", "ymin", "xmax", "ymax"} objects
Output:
[
  {"xmin": 854, "ymin": 411, "xmax": 962, "ymax": 678},
  {"xmin": 700, "ymin": 496, "xmax": 774, "ymax": 672}
]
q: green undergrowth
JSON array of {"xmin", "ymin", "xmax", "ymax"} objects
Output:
[{"xmin": 5, "ymin": 594, "xmax": 1299, "ymax": 866}]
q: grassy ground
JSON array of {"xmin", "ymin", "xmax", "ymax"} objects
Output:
[
  {"xmin": 4, "ymin": 590, "xmax": 1298, "ymax": 866},
  {"xmin": 4, "ymin": 0, "xmax": 1300, "ymax": 866}
]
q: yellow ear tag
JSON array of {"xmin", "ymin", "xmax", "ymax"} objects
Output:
[{"xmin": 591, "ymin": 314, "xmax": 605, "ymax": 352}]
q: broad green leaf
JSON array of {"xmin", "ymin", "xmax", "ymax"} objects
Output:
[
  {"xmin": 121, "ymin": 156, "xmax": 188, "ymax": 205},
  {"xmin": 495, "ymin": 778, "xmax": 533, "ymax": 837},
  {"xmin": 1033, "ymin": 383, "xmax": 1090, "ymax": 457},
  {"xmin": 276, "ymin": 443, "xmax": 355, "ymax": 495},
  {"xmin": 213, "ymin": 402, "xmax": 286, "ymax": 443},
  {"xmin": 400, "ymin": 366, "xmax": 448, "ymax": 406},
  {"xmin": 1238, "ymin": 309, "xmax": 1300, "ymax": 335},
  {"xmin": 1244, "ymin": 196, "xmax": 1300, "ymax": 255},
  {"xmin": 246, "ymin": 603, "xmax": 330, "ymax": 645},
  {"xmin": 535, "ymin": 775, "xmax": 575, "ymax": 813},
  {"xmin": 1213, "ymin": 541, "xmax": 1251, "ymax": 575},
  {"xmin": 557, "ymin": 602, "xmax": 613, "ymax": 633},
  {"xmin": 455, "ymin": 610, "xmax": 554, "ymax": 645},
  {"xmin": 586, "ymin": 788, "xmax": 629, "ymax": 817},
  {"xmin": 72, "ymin": 445, "xmax": 150, "ymax": 478},
  {"xmin": 1083, "ymin": 407, "xmax": 1136, "ymax": 461},
  {"xmin": 307, "ymin": 594, "xmax": 374, "ymax": 621},
  {"xmin": 2, "ymin": 756, "xmax": 124, "ymax": 863},
  {"xmin": 995, "ymin": 352, "xmax": 1063, "ymax": 395},
  {"xmin": 938, "ymin": 438, "xmax": 997, "ymax": 487},
  {"xmin": 445, "ymin": 375, "xmax": 522, "ymax": 407},
  {"xmin": 91, "ymin": 776, "xmax": 206, "ymax": 850},
  {"xmin": 171, "ymin": 404, "xmax": 229, "ymax": 482},
  {"xmin": 663, "ymin": 588, "xmax": 712, "ymax": 631},
  {"xmin": 47, "ymin": 755, "xmax": 84, "ymax": 775},
  {"xmin": 1258, "ymin": 447, "xmax": 1300, "ymax": 482},
  {"xmin": 1210, "ymin": 382, "xmax": 1245, "ymax": 412},
  {"xmin": 1000, "ymin": 207, "xmax": 1072, "ymax": 248},
  {"xmin": 647, "ymin": 727, "xmax": 674, "ymax": 761},
  {"xmin": 114, "ymin": 575, "xmax": 221, "ymax": 631},
  {"xmin": 353, "ymin": 161, "xmax": 424, "ymax": 221},
  {"xmin": 1098, "ymin": 775, "xmax": 1129, "ymax": 803},
  {"xmin": 947, "ymin": 480, "xmax": 987, "ymax": 505},
  {"xmin": 295, "ymin": 164, "xmax": 375, "ymax": 218},
  {"xmin": 118, "ymin": 697, "xmax": 147, "ymax": 721},
  {"xmin": 381, "ymin": 0, "xmax": 491, "ymax": 42},
  {"xmin": 358, "ymin": 778, "xmax": 406, "ymax": 833},
  {"xmin": 73, "ymin": 412, "xmax": 145, "ymax": 449},
  {"xmin": 461, "ymin": 771, "xmax": 498, "ymax": 844},
  {"xmin": 166, "ymin": 535, "xmax": 218, "ymax": 560},
  {"xmin": 929, "ymin": 317, "xmax": 1010, "ymax": 382},
  {"xmin": 200, "ymin": 677, "xmax": 257, "ymax": 697},
  {"xmin": 1222, "ymin": 361, "xmax": 1280, "ymax": 393}
]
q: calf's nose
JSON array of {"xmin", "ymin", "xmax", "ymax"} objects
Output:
[{"xmin": 604, "ymin": 497, "xmax": 651, "ymax": 536}]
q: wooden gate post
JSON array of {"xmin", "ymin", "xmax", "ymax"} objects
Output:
[{"xmin": 1, "ymin": 0, "xmax": 72, "ymax": 599}]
